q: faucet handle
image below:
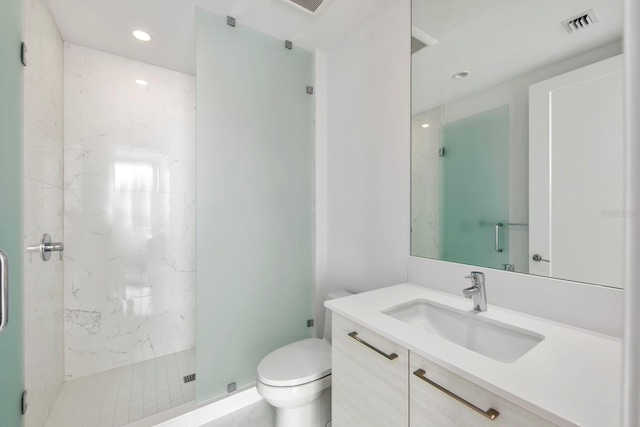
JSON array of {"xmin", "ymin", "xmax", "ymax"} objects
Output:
[{"xmin": 466, "ymin": 271, "xmax": 484, "ymax": 278}]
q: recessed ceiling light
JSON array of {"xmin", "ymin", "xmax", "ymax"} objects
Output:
[
  {"xmin": 132, "ymin": 30, "xmax": 151, "ymax": 42},
  {"xmin": 135, "ymin": 79, "xmax": 148, "ymax": 86},
  {"xmin": 421, "ymin": 123, "xmax": 430, "ymax": 128},
  {"xmin": 452, "ymin": 71, "xmax": 470, "ymax": 80}
]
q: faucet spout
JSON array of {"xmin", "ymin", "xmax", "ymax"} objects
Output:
[
  {"xmin": 463, "ymin": 285, "xmax": 480, "ymax": 298},
  {"xmin": 463, "ymin": 272, "xmax": 488, "ymax": 312}
]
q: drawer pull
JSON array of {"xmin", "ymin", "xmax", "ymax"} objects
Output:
[
  {"xmin": 413, "ymin": 369, "xmax": 500, "ymax": 421},
  {"xmin": 348, "ymin": 331, "xmax": 398, "ymax": 360}
]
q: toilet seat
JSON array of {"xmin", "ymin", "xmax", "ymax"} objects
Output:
[{"xmin": 257, "ymin": 338, "xmax": 331, "ymax": 387}]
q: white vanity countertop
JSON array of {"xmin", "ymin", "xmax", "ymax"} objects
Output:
[{"xmin": 325, "ymin": 283, "xmax": 621, "ymax": 427}]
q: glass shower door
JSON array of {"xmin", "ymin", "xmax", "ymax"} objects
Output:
[
  {"xmin": 0, "ymin": 0, "xmax": 25, "ymax": 425},
  {"xmin": 440, "ymin": 105, "xmax": 510, "ymax": 269},
  {"xmin": 196, "ymin": 9, "xmax": 314, "ymax": 402}
]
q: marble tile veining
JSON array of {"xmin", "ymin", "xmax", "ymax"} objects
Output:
[
  {"xmin": 24, "ymin": 0, "xmax": 65, "ymax": 425},
  {"xmin": 64, "ymin": 43, "xmax": 196, "ymax": 379}
]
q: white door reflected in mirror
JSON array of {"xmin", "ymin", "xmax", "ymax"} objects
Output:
[{"xmin": 529, "ymin": 55, "xmax": 623, "ymax": 288}]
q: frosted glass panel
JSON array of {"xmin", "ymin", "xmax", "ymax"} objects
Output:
[
  {"xmin": 440, "ymin": 106, "xmax": 509, "ymax": 269},
  {"xmin": 0, "ymin": 0, "xmax": 25, "ymax": 425},
  {"xmin": 196, "ymin": 9, "xmax": 313, "ymax": 402}
]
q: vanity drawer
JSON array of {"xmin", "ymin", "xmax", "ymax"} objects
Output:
[
  {"xmin": 332, "ymin": 313, "xmax": 409, "ymax": 427},
  {"xmin": 409, "ymin": 352, "xmax": 558, "ymax": 427}
]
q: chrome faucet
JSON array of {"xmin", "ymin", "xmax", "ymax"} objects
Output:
[{"xmin": 463, "ymin": 272, "xmax": 487, "ymax": 312}]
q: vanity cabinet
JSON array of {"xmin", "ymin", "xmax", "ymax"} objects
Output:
[
  {"xmin": 410, "ymin": 352, "xmax": 557, "ymax": 426},
  {"xmin": 332, "ymin": 313, "xmax": 559, "ymax": 427},
  {"xmin": 331, "ymin": 313, "xmax": 409, "ymax": 427}
]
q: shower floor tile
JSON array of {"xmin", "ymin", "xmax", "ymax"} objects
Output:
[
  {"xmin": 46, "ymin": 349, "xmax": 196, "ymax": 427},
  {"xmin": 200, "ymin": 401, "xmax": 275, "ymax": 427}
]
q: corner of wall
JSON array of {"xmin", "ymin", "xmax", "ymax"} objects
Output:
[{"xmin": 316, "ymin": 0, "xmax": 411, "ymax": 336}]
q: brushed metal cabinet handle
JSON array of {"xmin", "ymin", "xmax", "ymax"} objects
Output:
[
  {"xmin": 413, "ymin": 369, "xmax": 500, "ymax": 421},
  {"xmin": 0, "ymin": 249, "xmax": 9, "ymax": 334},
  {"xmin": 348, "ymin": 331, "xmax": 398, "ymax": 360}
]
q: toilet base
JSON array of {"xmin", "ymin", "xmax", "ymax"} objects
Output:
[{"xmin": 274, "ymin": 388, "xmax": 331, "ymax": 427}]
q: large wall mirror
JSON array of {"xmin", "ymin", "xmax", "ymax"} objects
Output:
[{"xmin": 411, "ymin": 0, "xmax": 624, "ymax": 288}]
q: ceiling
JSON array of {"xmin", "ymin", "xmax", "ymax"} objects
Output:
[
  {"xmin": 45, "ymin": 0, "xmax": 390, "ymax": 76},
  {"xmin": 412, "ymin": 0, "xmax": 623, "ymax": 113}
]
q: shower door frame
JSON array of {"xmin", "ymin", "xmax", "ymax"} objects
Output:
[{"xmin": 0, "ymin": 0, "xmax": 25, "ymax": 425}]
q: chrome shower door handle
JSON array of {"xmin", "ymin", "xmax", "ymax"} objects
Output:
[
  {"xmin": 0, "ymin": 249, "xmax": 9, "ymax": 334},
  {"xmin": 495, "ymin": 223, "xmax": 503, "ymax": 253}
]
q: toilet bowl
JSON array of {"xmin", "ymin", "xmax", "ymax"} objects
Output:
[{"xmin": 256, "ymin": 291, "xmax": 352, "ymax": 427}]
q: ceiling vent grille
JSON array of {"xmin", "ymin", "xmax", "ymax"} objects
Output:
[
  {"xmin": 285, "ymin": 0, "xmax": 326, "ymax": 14},
  {"xmin": 562, "ymin": 9, "xmax": 599, "ymax": 33}
]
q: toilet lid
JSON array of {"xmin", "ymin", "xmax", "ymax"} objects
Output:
[{"xmin": 257, "ymin": 338, "xmax": 331, "ymax": 387}]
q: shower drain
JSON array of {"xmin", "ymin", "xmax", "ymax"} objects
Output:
[{"xmin": 183, "ymin": 373, "xmax": 196, "ymax": 384}]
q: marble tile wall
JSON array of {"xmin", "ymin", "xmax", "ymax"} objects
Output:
[
  {"xmin": 23, "ymin": 0, "xmax": 65, "ymax": 425},
  {"xmin": 411, "ymin": 106, "xmax": 445, "ymax": 259},
  {"xmin": 63, "ymin": 43, "xmax": 196, "ymax": 379}
]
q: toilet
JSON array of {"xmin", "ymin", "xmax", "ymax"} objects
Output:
[{"xmin": 256, "ymin": 291, "xmax": 353, "ymax": 427}]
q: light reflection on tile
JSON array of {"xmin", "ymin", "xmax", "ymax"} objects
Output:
[
  {"xmin": 64, "ymin": 43, "xmax": 196, "ymax": 379},
  {"xmin": 411, "ymin": 107, "xmax": 444, "ymax": 259}
]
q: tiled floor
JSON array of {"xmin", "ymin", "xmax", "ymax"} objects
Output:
[
  {"xmin": 200, "ymin": 401, "xmax": 275, "ymax": 427},
  {"xmin": 46, "ymin": 349, "xmax": 196, "ymax": 427}
]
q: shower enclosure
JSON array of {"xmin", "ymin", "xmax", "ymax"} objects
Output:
[
  {"xmin": 439, "ymin": 106, "xmax": 510, "ymax": 269},
  {"xmin": 411, "ymin": 105, "xmax": 511, "ymax": 271},
  {"xmin": 17, "ymin": 2, "xmax": 314, "ymax": 426},
  {"xmin": 195, "ymin": 9, "xmax": 314, "ymax": 401}
]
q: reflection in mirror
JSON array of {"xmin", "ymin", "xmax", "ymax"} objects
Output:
[{"xmin": 411, "ymin": 0, "xmax": 623, "ymax": 288}]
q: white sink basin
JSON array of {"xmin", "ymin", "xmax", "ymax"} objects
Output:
[{"xmin": 383, "ymin": 300, "xmax": 544, "ymax": 363}]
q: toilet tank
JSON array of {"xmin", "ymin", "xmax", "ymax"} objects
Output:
[{"xmin": 323, "ymin": 290, "xmax": 353, "ymax": 342}]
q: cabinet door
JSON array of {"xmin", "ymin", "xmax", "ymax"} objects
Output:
[
  {"xmin": 410, "ymin": 352, "xmax": 558, "ymax": 427},
  {"xmin": 332, "ymin": 313, "xmax": 409, "ymax": 427}
]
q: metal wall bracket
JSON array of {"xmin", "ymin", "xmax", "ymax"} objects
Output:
[
  {"xmin": 307, "ymin": 319, "xmax": 314, "ymax": 327},
  {"xmin": 227, "ymin": 382, "xmax": 237, "ymax": 393},
  {"xmin": 22, "ymin": 390, "xmax": 28, "ymax": 415},
  {"xmin": 227, "ymin": 16, "xmax": 236, "ymax": 27},
  {"xmin": 285, "ymin": 40, "xmax": 293, "ymax": 50},
  {"xmin": 306, "ymin": 86, "xmax": 314, "ymax": 95}
]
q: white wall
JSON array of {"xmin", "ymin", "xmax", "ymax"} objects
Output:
[
  {"xmin": 23, "ymin": 0, "xmax": 65, "ymax": 423},
  {"xmin": 64, "ymin": 44, "xmax": 196, "ymax": 379},
  {"xmin": 315, "ymin": 0, "xmax": 411, "ymax": 336}
]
